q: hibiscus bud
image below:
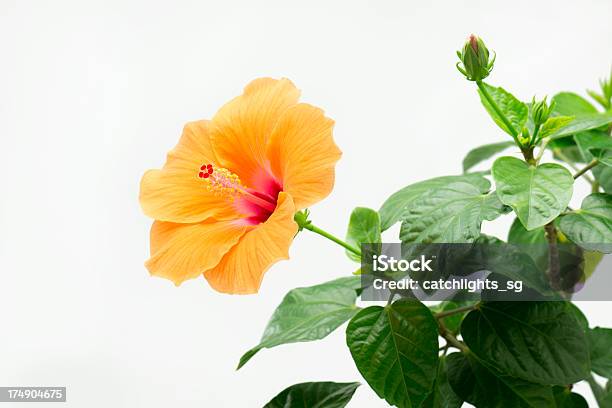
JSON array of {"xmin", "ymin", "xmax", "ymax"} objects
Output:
[
  {"xmin": 456, "ymin": 34, "xmax": 495, "ymax": 81},
  {"xmin": 532, "ymin": 96, "xmax": 554, "ymax": 126}
]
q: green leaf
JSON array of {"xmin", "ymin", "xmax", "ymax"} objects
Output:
[
  {"xmin": 399, "ymin": 176, "xmax": 508, "ymax": 243},
  {"xmin": 508, "ymin": 217, "xmax": 547, "ymax": 244},
  {"xmin": 539, "ymin": 116, "xmax": 575, "ymax": 139},
  {"xmin": 574, "ymin": 130, "xmax": 612, "ymax": 163},
  {"xmin": 568, "ymin": 302, "xmax": 589, "ymax": 332},
  {"xmin": 478, "ymin": 82, "xmax": 528, "ymax": 137},
  {"xmin": 421, "ymin": 357, "xmax": 462, "ymax": 408},
  {"xmin": 506, "ymin": 218, "xmax": 549, "ymax": 271},
  {"xmin": 552, "ymin": 386, "xmax": 589, "ymax": 408},
  {"xmin": 589, "ymin": 327, "xmax": 612, "ymax": 379},
  {"xmin": 492, "ymin": 156, "xmax": 574, "ymax": 230},
  {"xmin": 345, "ymin": 207, "xmax": 381, "ymax": 262},
  {"xmin": 380, "ymin": 174, "xmax": 487, "ymax": 231},
  {"xmin": 263, "ymin": 382, "xmax": 360, "ymax": 408},
  {"xmin": 558, "ymin": 193, "xmax": 612, "ymax": 253},
  {"xmin": 460, "ymin": 302, "xmax": 590, "ymax": 385},
  {"xmin": 550, "ymin": 136, "xmax": 588, "ymax": 164},
  {"xmin": 446, "ymin": 352, "xmax": 555, "ymax": 407},
  {"xmin": 548, "ymin": 113, "xmax": 612, "ymax": 139},
  {"xmin": 462, "ymin": 141, "xmax": 515, "ymax": 173},
  {"xmin": 506, "ymin": 219, "xmax": 604, "ymax": 287},
  {"xmin": 552, "ymin": 92, "xmax": 598, "ymax": 116},
  {"xmin": 238, "ymin": 277, "xmax": 360, "ymax": 369},
  {"xmin": 346, "ymin": 299, "xmax": 439, "ymax": 408},
  {"xmin": 594, "ymin": 165, "xmax": 612, "ymax": 193}
]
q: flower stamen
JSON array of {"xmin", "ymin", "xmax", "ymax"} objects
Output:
[{"xmin": 198, "ymin": 164, "xmax": 276, "ymax": 212}]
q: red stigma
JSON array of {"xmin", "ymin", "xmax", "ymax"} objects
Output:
[{"xmin": 198, "ymin": 163, "xmax": 214, "ymax": 179}]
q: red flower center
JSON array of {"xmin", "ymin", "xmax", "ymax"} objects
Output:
[{"xmin": 198, "ymin": 164, "xmax": 282, "ymax": 225}]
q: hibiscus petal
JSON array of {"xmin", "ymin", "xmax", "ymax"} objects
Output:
[
  {"xmin": 266, "ymin": 103, "xmax": 341, "ymax": 210},
  {"xmin": 139, "ymin": 120, "xmax": 239, "ymax": 223},
  {"xmin": 146, "ymin": 220, "xmax": 247, "ymax": 286},
  {"xmin": 203, "ymin": 192, "xmax": 297, "ymax": 294},
  {"xmin": 210, "ymin": 78, "xmax": 300, "ymax": 191}
]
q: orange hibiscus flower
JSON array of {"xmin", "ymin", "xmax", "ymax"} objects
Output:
[{"xmin": 139, "ymin": 78, "xmax": 341, "ymax": 294}]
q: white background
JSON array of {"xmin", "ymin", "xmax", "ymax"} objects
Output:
[{"xmin": 1, "ymin": 0, "xmax": 611, "ymax": 406}]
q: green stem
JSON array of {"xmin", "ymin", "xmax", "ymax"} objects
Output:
[
  {"xmin": 295, "ymin": 213, "xmax": 361, "ymax": 256},
  {"xmin": 587, "ymin": 375, "xmax": 605, "ymax": 404},
  {"xmin": 438, "ymin": 320, "xmax": 468, "ymax": 352},
  {"xmin": 574, "ymin": 158, "xmax": 599, "ymax": 180},
  {"xmin": 534, "ymin": 137, "xmax": 550, "ymax": 164},
  {"xmin": 531, "ymin": 123, "xmax": 542, "ymax": 146},
  {"xmin": 476, "ymin": 80, "xmax": 519, "ymax": 140},
  {"xmin": 544, "ymin": 222, "xmax": 561, "ymax": 291},
  {"xmin": 435, "ymin": 303, "xmax": 478, "ymax": 319},
  {"xmin": 554, "ymin": 149, "xmax": 596, "ymax": 186}
]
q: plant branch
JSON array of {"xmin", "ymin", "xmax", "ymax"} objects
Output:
[
  {"xmin": 435, "ymin": 303, "xmax": 478, "ymax": 319},
  {"xmin": 534, "ymin": 137, "xmax": 550, "ymax": 163},
  {"xmin": 587, "ymin": 374, "xmax": 605, "ymax": 404},
  {"xmin": 573, "ymin": 159, "xmax": 599, "ymax": 180},
  {"xmin": 544, "ymin": 222, "xmax": 561, "ymax": 291},
  {"xmin": 476, "ymin": 80, "xmax": 519, "ymax": 140},
  {"xmin": 553, "ymin": 149, "xmax": 596, "ymax": 185},
  {"xmin": 438, "ymin": 320, "xmax": 468, "ymax": 352}
]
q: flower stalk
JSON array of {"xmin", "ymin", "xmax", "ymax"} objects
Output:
[{"xmin": 294, "ymin": 211, "xmax": 362, "ymax": 257}]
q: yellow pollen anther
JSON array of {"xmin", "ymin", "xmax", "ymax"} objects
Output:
[
  {"xmin": 199, "ymin": 165, "xmax": 244, "ymax": 201},
  {"xmin": 198, "ymin": 163, "xmax": 277, "ymax": 212}
]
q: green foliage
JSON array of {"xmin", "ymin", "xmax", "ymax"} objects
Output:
[
  {"xmin": 594, "ymin": 165, "xmax": 612, "ymax": 193},
  {"xmin": 587, "ymin": 68, "xmax": 612, "ymax": 110},
  {"xmin": 462, "ymin": 140, "xmax": 515, "ymax": 172},
  {"xmin": 421, "ymin": 357, "xmax": 462, "ymax": 408},
  {"xmin": 558, "ymin": 193, "xmax": 612, "ymax": 253},
  {"xmin": 478, "ymin": 82, "xmax": 528, "ymax": 137},
  {"xmin": 379, "ymin": 175, "xmax": 485, "ymax": 231},
  {"xmin": 446, "ymin": 352, "xmax": 556, "ymax": 407},
  {"xmin": 508, "ymin": 217, "xmax": 546, "ymax": 244},
  {"xmin": 552, "ymin": 92, "xmax": 598, "ymax": 116},
  {"xmin": 547, "ymin": 113, "xmax": 612, "ymax": 139},
  {"xmin": 589, "ymin": 327, "xmax": 612, "ymax": 379},
  {"xmin": 238, "ymin": 277, "xmax": 360, "ymax": 369},
  {"xmin": 569, "ymin": 302, "xmax": 589, "ymax": 332},
  {"xmin": 263, "ymin": 382, "xmax": 360, "ymax": 408},
  {"xmin": 398, "ymin": 174, "xmax": 508, "ymax": 243},
  {"xmin": 539, "ymin": 116, "xmax": 575, "ymax": 139},
  {"xmin": 250, "ymin": 38, "xmax": 612, "ymax": 408},
  {"xmin": 574, "ymin": 130, "xmax": 612, "ymax": 166},
  {"xmin": 461, "ymin": 302, "xmax": 590, "ymax": 385},
  {"xmin": 346, "ymin": 300, "xmax": 439, "ymax": 408},
  {"xmin": 550, "ymin": 136, "xmax": 588, "ymax": 164},
  {"xmin": 590, "ymin": 378, "xmax": 612, "ymax": 408},
  {"xmin": 492, "ymin": 156, "xmax": 574, "ymax": 230},
  {"xmin": 345, "ymin": 207, "xmax": 381, "ymax": 262},
  {"xmin": 553, "ymin": 386, "xmax": 589, "ymax": 408}
]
